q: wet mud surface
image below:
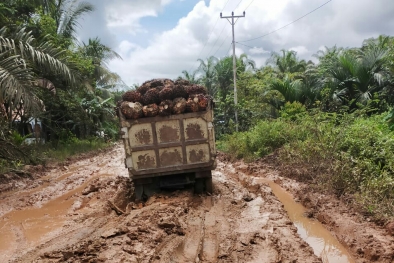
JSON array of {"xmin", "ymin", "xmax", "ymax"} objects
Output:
[{"xmin": 0, "ymin": 144, "xmax": 393, "ymax": 262}]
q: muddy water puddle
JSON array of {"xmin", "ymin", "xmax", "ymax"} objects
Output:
[
  {"xmin": 0, "ymin": 166, "xmax": 83, "ymax": 200},
  {"xmin": 256, "ymin": 178, "xmax": 355, "ymax": 263},
  {"xmin": 0, "ymin": 173, "xmax": 103, "ymax": 261}
]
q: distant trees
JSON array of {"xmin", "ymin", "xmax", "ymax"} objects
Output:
[
  {"xmin": 183, "ymin": 35, "xmax": 394, "ymax": 137},
  {"xmin": 0, "ymin": 0, "xmax": 122, "ymax": 144}
]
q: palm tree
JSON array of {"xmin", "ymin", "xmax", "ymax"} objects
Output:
[
  {"xmin": 0, "ymin": 26, "xmax": 75, "ymax": 120},
  {"xmin": 37, "ymin": 0, "xmax": 94, "ymax": 43},
  {"xmin": 214, "ymin": 56, "xmax": 233, "ymax": 99},
  {"xmin": 179, "ymin": 70, "xmax": 199, "ymax": 84},
  {"xmin": 270, "ymin": 75, "xmax": 303, "ymax": 104},
  {"xmin": 197, "ymin": 56, "xmax": 218, "ymax": 96},
  {"xmin": 324, "ymin": 47, "xmax": 391, "ymax": 108},
  {"xmin": 79, "ymin": 37, "xmax": 122, "ymax": 88},
  {"xmin": 237, "ymin": 53, "xmax": 256, "ymax": 73},
  {"xmin": 266, "ymin": 49, "xmax": 307, "ymax": 75}
]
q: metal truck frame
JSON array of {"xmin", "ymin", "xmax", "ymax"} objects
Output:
[{"xmin": 119, "ymin": 103, "xmax": 216, "ymax": 199}]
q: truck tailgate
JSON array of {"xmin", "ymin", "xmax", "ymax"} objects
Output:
[{"xmin": 120, "ymin": 109, "xmax": 215, "ymax": 177}]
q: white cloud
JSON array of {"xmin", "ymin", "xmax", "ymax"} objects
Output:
[
  {"xmin": 249, "ymin": 47, "xmax": 270, "ymax": 55},
  {"xmin": 118, "ymin": 41, "xmax": 140, "ymax": 55},
  {"xmin": 289, "ymin": 46, "xmax": 308, "ymax": 56},
  {"xmin": 77, "ymin": 0, "xmax": 394, "ymax": 86}
]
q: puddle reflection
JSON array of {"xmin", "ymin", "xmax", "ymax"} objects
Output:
[{"xmin": 256, "ymin": 178, "xmax": 355, "ymax": 263}]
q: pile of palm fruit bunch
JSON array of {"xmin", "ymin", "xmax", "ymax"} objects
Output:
[{"xmin": 118, "ymin": 78, "xmax": 211, "ymax": 119}]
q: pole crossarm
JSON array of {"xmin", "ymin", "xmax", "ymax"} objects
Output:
[
  {"xmin": 220, "ymin": 11, "xmax": 245, "ymax": 132},
  {"xmin": 220, "ymin": 11, "xmax": 245, "ymax": 19}
]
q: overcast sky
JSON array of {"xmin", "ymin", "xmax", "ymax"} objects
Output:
[{"xmin": 76, "ymin": 0, "xmax": 394, "ymax": 87}]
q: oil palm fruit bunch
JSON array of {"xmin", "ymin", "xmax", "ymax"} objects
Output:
[
  {"xmin": 163, "ymin": 79, "xmax": 175, "ymax": 88},
  {"xmin": 143, "ymin": 88, "xmax": 160, "ymax": 105},
  {"xmin": 158, "ymin": 100, "xmax": 173, "ymax": 116},
  {"xmin": 186, "ymin": 97, "xmax": 199, "ymax": 112},
  {"xmin": 172, "ymin": 98, "xmax": 186, "ymax": 114},
  {"xmin": 159, "ymin": 87, "xmax": 173, "ymax": 101},
  {"xmin": 187, "ymin": 84, "xmax": 207, "ymax": 96},
  {"xmin": 122, "ymin": 90, "xmax": 143, "ymax": 103},
  {"xmin": 174, "ymin": 78, "xmax": 190, "ymax": 86},
  {"xmin": 120, "ymin": 101, "xmax": 143, "ymax": 119},
  {"xmin": 190, "ymin": 94, "xmax": 209, "ymax": 111},
  {"xmin": 137, "ymin": 80, "xmax": 153, "ymax": 95},
  {"xmin": 142, "ymin": 103, "xmax": 159, "ymax": 117},
  {"xmin": 149, "ymin": 79, "xmax": 165, "ymax": 88},
  {"xmin": 172, "ymin": 84, "xmax": 188, "ymax": 99}
]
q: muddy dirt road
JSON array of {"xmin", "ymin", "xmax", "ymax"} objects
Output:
[{"xmin": 0, "ymin": 145, "xmax": 393, "ymax": 262}]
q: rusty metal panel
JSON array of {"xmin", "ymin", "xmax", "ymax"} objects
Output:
[
  {"xmin": 129, "ymin": 123, "xmax": 153, "ymax": 147},
  {"xmin": 186, "ymin": 144, "xmax": 210, "ymax": 164},
  {"xmin": 119, "ymin": 106, "xmax": 216, "ymax": 177},
  {"xmin": 156, "ymin": 120, "xmax": 181, "ymax": 144},
  {"xmin": 159, "ymin": 147, "xmax": 183, "ymax": 167},
  {"xmin": 132, "ymin": 150, "xmax": 156, "ymax": 170},
  {"xmin": 184, "ymin": 118, "xmax": 208, "ymax": 141}
]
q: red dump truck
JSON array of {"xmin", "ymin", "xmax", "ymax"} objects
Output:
[{"xmin": 119, "ymin": 101, "xmax": 216, "ymax": 199}]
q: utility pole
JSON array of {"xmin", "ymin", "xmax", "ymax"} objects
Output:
[{"xmin": 220, "ymin": 11, "xmax": 245, "ymax": 132}]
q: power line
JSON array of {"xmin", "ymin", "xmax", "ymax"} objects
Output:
[
  {"xmin": 235, "ymin": 41, "xmax": 254, "ymax": 49},
  {"xmin": 206, "ymin": 23, "xmax": 228, "ymax": 58},
  {"xmin": 213, "ymin": 34, "xmax": 231, "ymax": 57},
  {"xmin": 226, "ymin": 43, "xmax": 233, "ymax": 56},
  {"xmin": 239, "ymin": 0, "xmax": 333, "ymax": 43},
  {"xmin": 235, "ymin": 0, "xmax": 255, "ymax": 12},
  {"xmin": 222, "ymin": 0, "xmax": 231, "ymax": 11},
  {"xmin": 234, "ymin": 0, "xmax": 243, "ymax": 11},
  {"xmin": 187, "ymin": 0, "xmax": 232, "ymax": 72},
  {"xmin": 244, "ymin": 0, "xmax": 256, "ymax": 11}
]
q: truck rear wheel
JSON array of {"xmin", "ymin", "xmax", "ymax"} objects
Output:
[
  {"xmin": 194, "ymin": 178, "xmax": 204, "ymax": 194},
  {"xmin": 194, "ymin": 176, "xmax": 213, "ymax": 194},
  {"xmin": 205, "ymin": 177, "xmax": 213, "ymax": 194},
  {"xmin": 134, "ymin": 183, "xmax": 144, "ymax": 201},
  {"xmin": 133, "ymin": 179, "xmax": 160, "ymax": 201}
]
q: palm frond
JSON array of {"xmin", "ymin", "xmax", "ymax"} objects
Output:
[
  {"xmin": 0, "ymin": 51, "xmax": 38, "ymax": 113},
  {"xmin": 57, "ymin": 0, "xmax": 94, "ymax": 40}
]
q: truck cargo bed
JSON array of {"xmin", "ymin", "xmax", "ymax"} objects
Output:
[{"xmin": 119, "ymin": 106, "xmax": 216, "ymax": 179}]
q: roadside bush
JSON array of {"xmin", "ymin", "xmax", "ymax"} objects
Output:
[
  {"xmin": 280, "ymin": 101, "xmax": 307, "ymax": 120},
  {"xmin": 39, "ymin": 138, "xmax": 109, "ymax": 162},
  {"xmin": 218, "ymin": 117, "xmax": 310, "ymax": 160},
  {"xmin": 280, "ymin": 113, "xmax": 394, "ymax": 219},
  {"xmin": 219, "ymin": 111, "xmax": 394, "ymax": 220}
]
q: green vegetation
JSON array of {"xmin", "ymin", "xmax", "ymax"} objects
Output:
[
  {"xmin": 0, "ymin": 1, "xmax": 123, "ymax": 171},
  {"xmin": 184, "ymin": 35, "xmax": 394, "ymax": 221},
  {"xmin": 219, "ymin": 111, "xmax": 394, "ymax": 220}
]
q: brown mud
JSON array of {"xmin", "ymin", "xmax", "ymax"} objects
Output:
[
  {"xmin": 234, "ymin": 156, "xmax": 394, "ymax": 263},
  {"xmin": 0, "ymin": 144, "xmax": 393, "ymax": 262}
]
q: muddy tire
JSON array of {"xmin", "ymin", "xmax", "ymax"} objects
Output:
[
  {"xmin": 133, "ymin": 179, "xmax": 160, "ymax": 201},
  {"xmin": 134, "ymin": 183, "xmax": 144, "ymax": 201},
  {"xmin": 143, "ymin": 182, "xmax": 160, "ymax": 198},
  {"xmin": 194, "ymin": 178, "xmax": 204, "ymax": 194},
  {"xmin": 205, "ymin": 177, "xmax": 213, "ymax": 194}
]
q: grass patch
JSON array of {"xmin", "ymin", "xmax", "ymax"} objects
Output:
[
  {"xmin": 0, "ymin": 138, "xmax": 112, "ymax": 174},
  {"xmin": 36, "ymin": 138, "xmax": 111, "ymax": 163}
]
